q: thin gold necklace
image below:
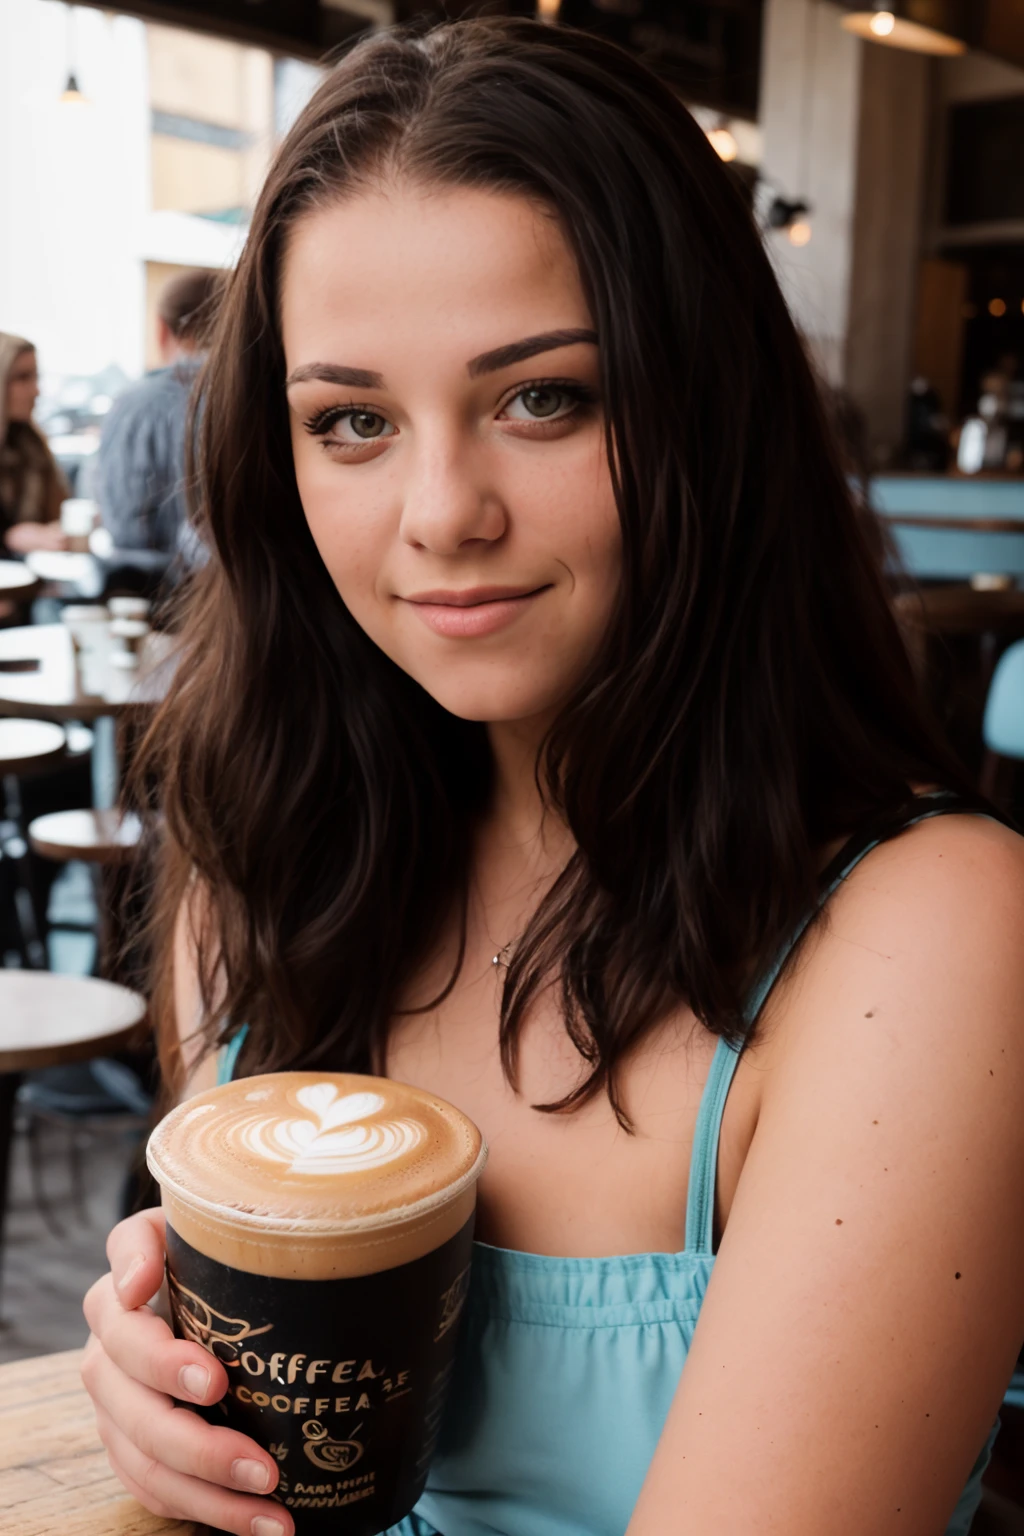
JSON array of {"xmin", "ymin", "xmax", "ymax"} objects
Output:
[{"xmin": 492, "ymin": 940, "xmax": 514, "ymax": 972}]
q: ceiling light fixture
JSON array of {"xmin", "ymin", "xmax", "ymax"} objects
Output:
[
  {"xmin": 59, "ymin": 71, "xmax": 88, "ymax": 105},
  {"xmin": 840, "ymin": 3, "xmax": 966, "ymax": 56},
  {"xmin": 60, "ymin": 6, "xmax": 89, "ymax": 105},
  {"xmin": 706, "ymin": 124, "xmax": 739, "ymax": 163}
]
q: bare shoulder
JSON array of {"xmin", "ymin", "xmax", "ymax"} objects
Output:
[
  {"xmin": 760, "ymin": 810, "xmax": 1024, "ymax": 1077},
  {"xmin": 629, "ymin": 812, "xmax": 1024, "ymax": 1533},
  {"xmin": 828, "ymin": 809, "xmax": 1024, "ymax": 928}
]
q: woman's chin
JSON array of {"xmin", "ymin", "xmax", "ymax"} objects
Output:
[{"xmin": 417, "ymin": 675, "xmax": 568, "ymax": 728}]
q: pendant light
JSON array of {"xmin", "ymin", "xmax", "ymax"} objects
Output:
[
  {"xmin": 839, "ymin": 4, "xmax": 966, "ymax": 56},
  {"xmin": 59, "ymin": 5, "xmax": 90, "ymax": 105}
]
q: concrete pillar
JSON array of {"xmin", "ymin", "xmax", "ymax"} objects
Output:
[
  {"xmin": 760, "ymin": 0, "xmax": 932, "ymax": 463},
  {"xmin": 845, "ymin": 41, "xmax": 930, "ymax": 464},
  {"xmin": 760, "ymin": 0, "xmax": 862, "ymax": 386}
]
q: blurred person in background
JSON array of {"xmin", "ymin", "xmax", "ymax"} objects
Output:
[
  {"xmin": 97, "ymin": 268, "xmax": 222, "ymax": 563},
  {"xmin": 0, "ymin": 333, "xmax": 69, "ymax": 553}
]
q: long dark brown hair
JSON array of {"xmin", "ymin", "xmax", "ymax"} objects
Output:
[{"xmin": 139, "ymin": 17, "xmax": 971, "ymax": 1120}]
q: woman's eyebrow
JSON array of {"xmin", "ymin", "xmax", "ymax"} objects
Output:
[
  {"xmin": 284, "ymin": 328, "xmax": 598, "ymax": 391},
  {"xmin": 467, "ymin": 328, "xmax": 598, "ymax": 378},
  {"xmin": 286, "ymin": 363, "xmax": 383, "ymax": 389}
]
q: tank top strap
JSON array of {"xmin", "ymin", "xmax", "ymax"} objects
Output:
[
  {"xmin": 683, "ymin": 790, "xmax": 1004, "ymax": 1254},
  {"xmin": 217, "ymin": 1024, "xmax": 249, "ymax": 1086}
]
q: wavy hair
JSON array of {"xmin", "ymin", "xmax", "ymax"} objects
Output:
[{"xmin": 138, "ymin": 17, "xmax": 970, "ymax": 1121}]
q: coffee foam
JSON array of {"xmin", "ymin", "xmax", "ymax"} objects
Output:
[{"xmin": 147, "ymin": 1072, "xmax": 486, "ymax": 1280}]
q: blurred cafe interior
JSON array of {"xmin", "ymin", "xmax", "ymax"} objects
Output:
[{"xmin": 0, "ymin": 1, "xmax": 1024, "ymax": 1532}]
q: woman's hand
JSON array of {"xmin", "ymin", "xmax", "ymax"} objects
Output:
[
  {"xmin": 4, "ymin": 520, "xmax": 69, "ymax": 553},
  {"xmin": 82, "ymin": 1208, "xmax": 293, "ymax": 1536}
]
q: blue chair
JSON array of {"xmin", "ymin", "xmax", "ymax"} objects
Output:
[
  {"xmin": 981, "ymin": 640, "xmax": 1024, "ymax": 802},
  {"xmin": 984, "ymin": 640, "xmax": 1024, "ymax": 760}
]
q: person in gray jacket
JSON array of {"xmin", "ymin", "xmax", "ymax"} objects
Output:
[{"xmin": 97, "ymin": 268, "xmax": 222, "ymax": 562}]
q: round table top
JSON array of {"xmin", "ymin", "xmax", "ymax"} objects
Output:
[
  {"xmin": 0, "ymin": 624, "xmax": 173, "ymax": 722},
  {"xmin": 0, "ymin": 717, "xmax": 66, "ymax": 775},
  {"xmin": 0, "ymin": 970, "xmax": 146, "ymax": 1073},
  {"xmin": 29, "ymin": 808, "xmax": 141, "ymax": 864},
  {"xmin": 24, "ymin": 548, "xmax": 104, "ymax": 599},
  {"xmin": 0, "ymin": 559, "xmax": 40, "ymax": 599}
]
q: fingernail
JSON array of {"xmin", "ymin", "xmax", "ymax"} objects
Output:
[
  {"xmin": 179, "ymin": 1363, "xmax": 210, "ymax": 1401},
  {"xmin": 117, "ymin": 1254, "xmax": 146, "ymax": 1295},
  {"xmin": 233, "ymin": 1458, "xmax": 271, "ymax": 1493},
  {"xmin": 251, "ymin": 1518, "xmax": 285, "ymax": 1536}
]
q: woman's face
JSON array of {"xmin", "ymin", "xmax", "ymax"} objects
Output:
[
  {"xmin": 6, "ymin": 348, "xmax": 40, "ymax": 424},
  {"xmin": 282, "ymin": 185, "xmax": 621, "ymax": 725}
]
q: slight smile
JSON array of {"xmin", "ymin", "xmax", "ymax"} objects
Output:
[{"xmin": 402, "ymin": 585, "xmax": 551, "ymax": 639}]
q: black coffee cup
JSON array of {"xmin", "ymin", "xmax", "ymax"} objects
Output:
[{"xmin": 147, "ymin": 1072, "xmax": 486, "ymax": 1534}]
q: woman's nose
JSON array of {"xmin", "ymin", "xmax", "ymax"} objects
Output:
[{"xmin": 398, "ymin": 441, "xmax": 507, "ymax": 555}]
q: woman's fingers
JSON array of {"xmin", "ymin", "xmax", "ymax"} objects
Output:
[
  {"xmin": 87, "ymin": 1343, "xmax": 278, "ymax": 1494},
  {"xmin": 104, "ymin": 1207, "xmax": 168, "ymax": 1308},
  {"xmin": 83, "ymin": 1271, "xmax": 226, "ymax": 1408},
  {"xmin": 85, "ymin": 1206, "xmax": 291, "ymax": 1535},
  {"xmin": 99, "ymin": 1412, "xmax": 293, "ymax": 1536}
]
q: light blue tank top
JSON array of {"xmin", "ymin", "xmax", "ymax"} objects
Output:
[{"xmin": 218, "ymin": 794, "xmax": 1003, "ymax": 1536}]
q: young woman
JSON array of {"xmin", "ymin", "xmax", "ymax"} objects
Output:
[
  {"xmin": 81, "ymin": 20, "xmax": 1024, "ymax": 1536},
  {"xmin": 0, "ymin": 333, "xmax": 69, "ymax": 554}
]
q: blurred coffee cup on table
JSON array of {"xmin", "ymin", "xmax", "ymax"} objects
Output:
[
  {"xmin": 108, "ymin": 596, "xmax": 151, "ymax": 622},
  {"xmin": 59, "ymin": 603, "xmax": 109, "ymax": 697},
  {"xmin": 108, "ymin": 617, "xmax": 150, "ymax": 658},
  {"xmin": 59, "ymin": 498, "xmax": 97, "ymax": 553}
]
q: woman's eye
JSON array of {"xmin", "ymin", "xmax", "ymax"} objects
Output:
[
  {"xmin": 345, "ymin": 410, "xmax": 390, "ymax": 440},
  {"xmin": 502, "ymin": 386, "xmax": 578, "ymax": 423},
  {"xmin": 334, "ymin": 410, "xmax": 394, "ymax": 443},
  {"xmin": 305, "ymin": 407, "xmax": 397, "ymax": 448}
]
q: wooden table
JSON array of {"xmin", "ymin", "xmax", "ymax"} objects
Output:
[
  {"xmin": 0, "ymin": 718, "xmax": 67, "ymax": 775},
  {"xmin": 0, "ymin": 1348, "xmax": 187, "ymax": 1534},
  {"xmin": 0, "ymin": 561, "xmax": 41, "ymax": 606},
  {"xmin": 0, "ymin": 625, "xmax": 174, "ymax": 723},
  {"xmin": 29, "ymin": 809, "xmax": 141, "ymax": 866},
  {"xmin": 0, "ymin": 971, "xmax": 145, "ymax": 1074},
  {"xmin": 0, "ymin": 626, "xmax": 128, "ymax": 724},
  {"xmin": 24, "ymin": 549, "xmax": 105, "ymax": 602}
]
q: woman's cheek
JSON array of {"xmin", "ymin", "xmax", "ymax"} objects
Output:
[{"xmin": 299, "ymin": 485, "xmax": 391, "ymax": 620}]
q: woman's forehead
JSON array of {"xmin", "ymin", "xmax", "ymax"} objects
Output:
[{"xmin": 279, "ymin": 185, "xmax": 591, "ymax": 371}]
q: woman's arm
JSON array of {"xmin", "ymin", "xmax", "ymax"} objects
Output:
[
  {"xmin": 4, "ymin": 520, "xmax": 68, "ymax": 552},
  {"xmin": 628, "ymin": 814, "xmax": 1024, "ymax": 1536}
]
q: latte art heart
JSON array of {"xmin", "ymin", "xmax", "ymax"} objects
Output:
[{"xmin": 236, "ymin": 1084, "xmax": 425, "ymax": 1175}]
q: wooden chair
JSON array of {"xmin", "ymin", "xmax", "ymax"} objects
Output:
[
  {"xmin": 27, "ymin": 810, "xmax": 141, "ymax": 983},
  {"xmin": 0, "ymin": 970, "xmax": 146, "ymax": 1295}
]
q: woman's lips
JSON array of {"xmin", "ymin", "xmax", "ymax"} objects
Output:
[{"xmin": 402, "ymin": 586, "xmax": 549, "ymax": 639}]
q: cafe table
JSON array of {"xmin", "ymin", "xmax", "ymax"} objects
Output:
[
  {"xmin": 0, "ymin": 624, "xmax": 174, "ymax": 718},
  {"xmin": 0, "ymin": 625, "xmax": 175, "ymax": 807},
  {"xmin": 0, "ymin": 1348, "xmax": 188, "ymax": 1534},
  {"xmin": 0, "ymin": 560, "xmax": 41, "ymax": 611},
  {"xmin": 23, "ymin": 548, "xmax": 105, "ymax": 603},
  {"xmin": 0, "ymin": 624, "xmax": 138, "ymax": 724}
]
